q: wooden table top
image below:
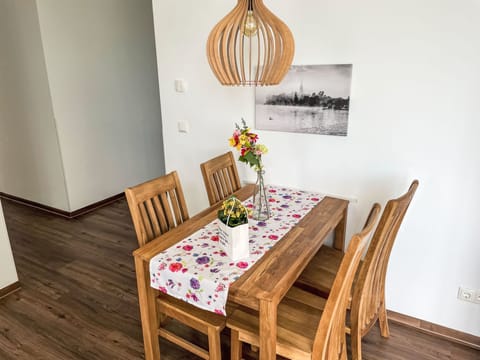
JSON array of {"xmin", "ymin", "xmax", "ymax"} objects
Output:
[{"xmin": 133, "ymin": 184, "xmax": 348, "ymax": 308}]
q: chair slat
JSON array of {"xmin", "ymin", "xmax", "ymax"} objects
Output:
[
  {"xmin": 212, "ymin": 173, "xmax": 223, "ymax": 202},
  {"xmin": 201, "ymin": 151, "xmax": 241, "ymax": 206},
  {"xmin": 152, "ymin": 195, "xmax": 169, "ymax": 234},
  {"xmin": 226, "ymin": 167, "xmax": 237, "ymax": 193},
  {"xmin": 159, "ymin": 192, "xmax": 175, "ymax": 230},
  {"xmin": 168, "ymin": 188, "xmax": 183, "ymax": 227},
  {"xmin": 218, "ymin": 168, "xmax": 230, "ymax": 196},
  {"xmin": 139, "ymin": 202, "xmax": 154, "ymax": 241},
  {"xmin": 145, "ymin": 198, "xmax": 162, "ymax": 238}
]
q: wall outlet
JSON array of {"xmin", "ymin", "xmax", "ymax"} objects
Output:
[{"xmin": 457, "ymin": 286, "xmax": 477, "ymax": 303}]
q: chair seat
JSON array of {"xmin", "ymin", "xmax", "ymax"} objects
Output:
[
  {"xmin": 227, "ymin": 287, "xmax": 327, "ymax": 360},
  {"xmin": 296, "ymin": 245, "xmax": 344, "ymax": 296},
  {"xmin": 296, "ymin": 245, "xmax": 363, "ymax": 303}
]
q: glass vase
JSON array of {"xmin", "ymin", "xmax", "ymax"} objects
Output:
[{"xmin": 252, "ymin": 169, "xmax": 270, "ymax": 221}]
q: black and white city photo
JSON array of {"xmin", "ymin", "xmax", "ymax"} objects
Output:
[{"xmin": 255, "ymin": 64, "xmax": 353, "ymax": 136}]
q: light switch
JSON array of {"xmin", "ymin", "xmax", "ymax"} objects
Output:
[
  {"xmin": 175, "ymin": 79, "xmax": 188, "ymax": 93},
  {"xmin": 178, "ymin": 121, "xmax": 190, "ymax": 133}
]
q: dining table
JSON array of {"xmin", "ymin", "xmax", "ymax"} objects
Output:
[{"xmin": 133, "ymin": 184, "xmax": 349, "ymax": 360}]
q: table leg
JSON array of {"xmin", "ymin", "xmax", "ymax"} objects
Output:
[
  {"xmin": 134, "ymin": 256, "xmax": 161, "ymax": 360},
  {"xmin": 333, "ymin": 206, "xmax": 348, "ymax": 252},
  {"xmin": 259, "ymin": 299, "xmax": 277, "ymax": 360}
]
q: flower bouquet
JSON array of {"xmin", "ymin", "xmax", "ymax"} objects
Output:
[
  {"xmin": 217, "ymin": 196, "xmax": 250, "ymax": 260},
  {"xmin": 229, "ymin": 119, "xmax": 270, "ymax": 220},
  {"xmin": 229, "ymin": 118, "xmax": 268, "ymax": 171}
]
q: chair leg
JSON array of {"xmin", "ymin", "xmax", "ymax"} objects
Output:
[
  {"xmin": 378, "ymin": 299, "xmax": 390, "ymax": 338},
  {"xmin": 207, "ymin": 327, "xmax": 222, "ymax": 360},
  {"xmin": 230, "ymin": 329, "xmax": 242, "ymax": 360},
  {"xmin": 350, "ymin": 327, "xmax": 362, "ymax": 360},
  {"xmin": 341, "ymin": 339, "xmax": 348, "ymax": 360}
]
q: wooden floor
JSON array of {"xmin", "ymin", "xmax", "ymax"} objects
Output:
[{"xmin": 0, "ymin": 198, "xmax": 478, "ymax": 360}]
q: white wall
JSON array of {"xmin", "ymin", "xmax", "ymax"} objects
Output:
[
  {"xmin": 0, "ymin": 0, "xmax": 69, "ymax": 210},
  {"xmin": 36, "ymin": 0, "xmax": 165, "ymax": 210},
  {"xmin": 0, "ymin": 0, "xmax": 164, "ymax": 211},
  {"xmin": 0, "ymin": 200, "xmax": 18, "ymax": 290},
  {"xmin": 153, "ymin": 0, "xmax": 480, "ymax": 336}
]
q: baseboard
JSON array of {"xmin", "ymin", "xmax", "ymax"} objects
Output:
[
  {"xmin": 387, "ymin": 309, "xmax": 480, "ymax": 350},
  {"xmin": 68, "ymin": 193, "xmax": 125, "ymax": 217},
  {"xmin": 0, "ymin": 281, "xmax": 21, "ymax": 300},
  {"xmin": 0, "ymin": 192, "xmax": 125, "ymax": 219}
]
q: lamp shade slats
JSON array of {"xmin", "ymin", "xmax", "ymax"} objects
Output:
[
  {"xmin": 207, "ymin": 0, "xmax": 294, "ymax": 86},
  {"xmin": 208, "ymin": 19, "xmax": 230, "ymax": 84},
  {"xmin": 229, "ymin": 11, "xmax": 242, "ymax": 83},
  {"xmin": 226, "ymin": 6, "xmax": 244, "ymax": 83}
]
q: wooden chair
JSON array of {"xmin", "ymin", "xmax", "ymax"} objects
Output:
[
  {"xmin": 125, "ymin": 171, "xmax": 189, "ymax": 247},
  {"xmin": 201, "ymin": 151, "xmax": 241, "ymax": 206},
  {"xmin": 295, "ymin": 180, "xmax": 419, "ymax": 360},
  {"xmin": 227, "ymin": 204, "xmax": 381, "ymax": 360},
  {"xmin": 125, "ymin": 171, "xmax": 225, "ymax": 360}
]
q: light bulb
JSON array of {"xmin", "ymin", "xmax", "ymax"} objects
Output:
[{"xmin": 242, "ymin": 10, "xmax": 258, "ymax": 37}]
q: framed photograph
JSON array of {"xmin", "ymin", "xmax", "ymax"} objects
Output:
[{"xmin": 255, "ymin": 64, "xmax": 352, "ymax": 136}]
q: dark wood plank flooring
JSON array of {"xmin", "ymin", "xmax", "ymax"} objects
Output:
[{"xmin": 0, "ymin": 198, "xmax": 478, "ymax": 359}]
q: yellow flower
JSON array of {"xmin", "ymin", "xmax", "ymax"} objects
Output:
[
  {"xmin": 239, "ymin": 134, "xmax": 248, "ymax": 145},
  {"xmin": 228, "ymin": 137, "xmax": 236, "ymax": 147},
  {"xmin": 256, "ymin": 144, "xmax": 268, "ymax": 154}
]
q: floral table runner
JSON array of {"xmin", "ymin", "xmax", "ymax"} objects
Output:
[{"xmin": 149, "ymin": 185, "xmax": 323, "ymax": 315}]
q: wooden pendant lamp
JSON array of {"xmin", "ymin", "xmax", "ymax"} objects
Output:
[{"xmin": 207, "ymin": 0, "xmax": 294, "ymax": 86}]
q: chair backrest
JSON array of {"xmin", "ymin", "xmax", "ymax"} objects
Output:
[
  {"xmin": 351, "ymin": 180, "xmax": 419, "ymax": 337},
  {"xmin": 200, "ymin": 151, "xmax": 241, "ymax": 206},
  {"xmin": 125, "ymin": 171, "xmax": 189, "ymax": 247},
  {"xmin": 312, "ymin": 203, "xmax": 381, "ymax": 359}
]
